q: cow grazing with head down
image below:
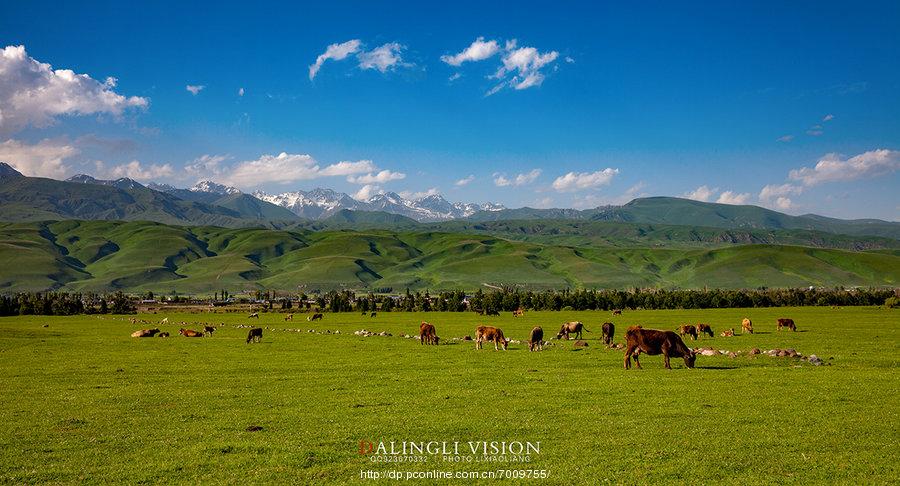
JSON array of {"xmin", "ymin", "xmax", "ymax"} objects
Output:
[
  {"xmin": 720, "ymin": 328, "xmax": 735, "ymax": 337},
  {"xmin": 131, "ymin": 328, "xmax": 160, "ymax": 338},
  {"xmin": 475, "ymin": 326, "xmax": 508, "ymax": 350},
  {"xmin": 248, "ymin": 312, "xmax": 259, "ymax": 319},
  {"xmin": 556, "ymin": 321, "xmax": 588, "ymax": 340},
  {"xmin": 528, "ymin": 327, "xmax": 544, "ymax": 351},
  {"xmin": 419, "ymin": 322, "xmax": 439, "ymax": 345},
  {"xmin": 697, "ymin": 323, "xmax": 714, "ymax": 338},
  {"xmin": 741, "ymin": 318, "xmax": 753, "ymax": 334},
  {"xmin": 203, "ymin": 325, "xmax": 216, "ymax": 336},
  {"xmin": 179, "ymin": 328, "xmax": 203, "ymax": 338},
  {"xmin": 308, "ymin": 313, "xmax": 324, "ymax": 322},
  {"xmin": 624, "ymin": 327, "xmax": 696, "ymax": 370},
  {"xmin": 246, "ymin": 327, "xmax": 263, "ymax": 343},
  {"xmin": 678, "ymin": 324, "xmax": 698, "ymax": 341},
  {"xmin": 777, "ymin": 318, "xmax": 796, "ymax": 331},
  {"xmin": 601, "ymin": 322, "xmax": 615, "ymax": 345}
]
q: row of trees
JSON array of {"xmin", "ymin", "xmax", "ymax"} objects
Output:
[{"xmin": 0, "ymin": 287, "xmax": 894, "ymax": 316}]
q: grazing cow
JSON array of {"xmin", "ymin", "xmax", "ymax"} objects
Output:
[
  {"xmin": 741, "ymin": 318, "xmax": 753, "ymax": 334},
  {"xmin": 678, "ymin": 324, "xmax": 698, "ymax": 341},
  {"xmin": 419, "ymin": 322, "xmax": 439, "ymax": 345},
  {"xmin": 556, "ymin": 321, "xmax": 588, "ymax": 340},
  {"xmin": 159, "ymin": 317, "xmax": 169, "ymax": 325},
  {"xmin": 284, "ymin": 314, "xmax": 294, "ymax": 322},
  {"xmin": 246, "ymin": 327, "xmax": 263, "ymax": 343},
  {"xmin": 528, "ymin": 327, "xmax": 544, "ymax": 351},
  {"xmin": 612, "ymin": 309, "xmax": 622, "ymax": 316},
  {"xmin": 370, "ymin": 312, "xmax": 377, "ymax": 318},
  {"xmin": 483, "ymin": 309, "xmax": 500, "ymax": 316},
  {"xmin": 624, "ymin": 327, "xmax": 696, "ymax": 370},
  {"xmin": 720, "ymin": 328, "xmax": 735, "ymax": 337},
  {"xmin": 513, "ymin": 309, "xmax": 525, "ymax": 318},
  {"xmin": 203, "ymin": 325, "xmax": 216, "ymax": 336},
  {"xmin": 308, "ymin": 313, "xmax": 324, "ymax": 322},
  {"xmin": 131, "ymin": 328, "xmax": 160, "ymax": 338},
  {"xmin": 777, "ymin": 318, "xmax": 796, "ymax": 331},
  {"xmin": 697, "ymin": 323, "xmax": 714, "ymax": 338},
  {"xmin": 475, "ymin": 326, "xmax": 508, "ymax": 350},
  {"xmin": 601, "ymin": 322, "xmax": 615, "ymax": 345},
  {"xmin": 179, "ymin": 328, "xmax": 203, "ymax": 338},
  {"xmin": 158, "ymin": 332, "xmax": 170, "ymax": 338},
  {"xmin": 248, "ymin": 312, "xmax": 259, "ymax": 319}
]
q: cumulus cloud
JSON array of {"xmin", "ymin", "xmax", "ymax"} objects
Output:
[
  {"xmin": 788, "ymin": 149, "xmax": 900, "ymax": 186},
  {"xmin": 354, "ymin": 184, "xmax": 383, "ymax": 201},
  {"xmin": 347, "ymin": 169, "xmax": 406, "ymax": 184},
  {"xmin": 320, "ymin": 160, "xmax": 377, "ymax": 177},
  {"xmin": 0, "ymin": 138, "xmax": 77, "ymax": 178},
  {"xmin": 683, "ymin": 185, "xmax": 717, "ymax": 202},
  {"xmin": 494, "ymin": 168, "xmax": 541, "ymax": 187},
  {"xmin": 0, "ymin": 45, "xmax": 148, "ymax": 133},
  {"xmin": 399, "ymin": 187, "xmax": 440, "ymax": 200},
  {"xmin": 218, "ymin": 152, "xmax": 379, "ymax": 187},
  {"xmin": 357, "ymin": 42, "xmax": 406, "ymax": 73},
  {"xmin": 758, "ymin": 183, "xmax": 803, "ymax": 210},
  {"xmin": 551, "ymin": 168, "xmax": 618, "ymax": 192},
  {"xmin": 102, "ymin": 160, "xmax": 174, "ymax": 181},
  {"xmin": 308, "ymin": 39, "xmax": 362, "ymax": 80},
  {"xmin": 490, "ymin": 40, "xmax": 559, "ymax": 93},
  {"xmin": 440, "ymin": 37, "xmax": 500, "ymax": 66},
  {"xmin": 185, "ymin": 154, "xmax": 227, "ymax": 177},
  {"xmin": 455, "ymin": 174, "xmax": 475, "ymax": 186},
  {"xmin": 186, "ymin": 85, "xmax": 204, "ymax": 95},
  {"xmin": 716, "ymin": 191, "xmax": 751, "ymax": 205}
]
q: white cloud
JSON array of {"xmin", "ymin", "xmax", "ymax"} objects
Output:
[
  {"xmin": 0, "ymin": 138, "xmax": 77, "ymax": 178},
  {"xmin": 777, "ymin": 134, "xmax": 794, "ymax": 142},
  {"xmin": 185, "ymin": 154, "xmax": 227, "ymax": 177},
  {"xmin": 357, "ymin": 43, "xmax": 406, "ymax": 73},
  {"xmin": 308, "ymin": 39, "xmax": 362, "ymax": 80},
  {"xmin": 186, "ymin": 85, "xmax": 205, "ymax": 95},
  {"xmin": 716, "ymin": 191, "xmax": 751, "ymax": 205},
  {"xmin": 533, "ymin": 197, "xmax": 554, "ymax": 208},
  {"xmin": 788, "ymin": 149, "xmax": 900, "ymax": 186},
  {"xmin": 565, "ymin": 56, "xmax": 575, "ymax": 64},
  {"xmin": 347, "ymin": 169, "xmax": 406, "ymax": 184},
  {"xmin": 353, "ymin": 184, "xmax": 382, "ymax": 201},
  {"xmin": 773, "ymin": 196, "xmax": 793, "ymax": 210},
  {"xmin": 489, "ymin": 41, "xmax": 559, "ymax": 93},
  {"xmin": 399, "ymin": 187, "xmax": 439, "ymax": 200},
  {"xmin": 758, "ymin": 183, "xmax": 803, "ymax": 208},
  {"xmin": 806, "ymin": 127, "xmax": 823, "ymax": 136},
  {"xmin": 822, "ymin": 114, "xmax": 834, "ymax": 122},
  {"xmin": 103, "ymin": 160, "xmax": 174, "ymax": 181},
  {"xmin": 683, "ymin": 185, "xmax": 717, "ymax": 202},
  {"xmin": 455, "ymin": 174, "xmax": 475, "ymax": 186},
  {"xmin": 320, "ymin": 160, "xmax": 377, "ymax": 177},
  {"xmin": 441, "ymin": 37, "xmax": 500, "ymax": 66},
  {"xmin": 551, "ymin": 168, "xmax": 618, "ymax": 191},
  {"xmin": 448, "ymin": 73, "xmax": 462, "ymax": 82},
  {"xmin": 494, "ymin": 168, "xmax": 541, "ymax": 187},
  {"xmin": 0, "ymin": 45, "xmax": 148, "ymax": 133},
  {"xmin": 238, "ymin": 87, "xmax": 245, "ymax": 97}
]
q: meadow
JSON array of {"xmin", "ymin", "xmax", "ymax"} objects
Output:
[{"xmin": 0, "ymin": 307, "xmax": 897, "ymax": 484}]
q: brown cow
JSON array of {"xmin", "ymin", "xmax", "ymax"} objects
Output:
[
  {"xmin": 179, "ymin": 328, "xmax": 203, "ymax": 338},
  {"xmin": 475, "ymin": 326, "xmax": 508, "ymax": 350},
  {"xmin": 246, "ymin": 327, "xmax": 263, "ymax": 343},
  {"xmin": 513, "ymin": 309, "xmax": 525, "ymax": 318},
  {"xmin": 203, "ymin": 325, "xmax": 216, "ymax": 336},
  {"xmin": 777, "ymin": 318, "xmax": 796, "ymax": 331},
  {"xmin": 697, "ymin": 323, "xmax": 713, "ymax": 338},
  {"xmin": 528, "ymin": 327, "xmax": 544, "ymax": 351},
  {"xmin": 612, "ymin": 309, "xmax": 622, "ymax": 316},
  {"xmin": 678, "ymin": 324, "xmax": 698, "ymax": 341},
  {"xmin": 308, "ymin": 313, "xmax": 324, "ymax": 322},
  {"xmin": 131, "ymin": 328, "xmax": 160, "ymax": 338},
  {"xmin": 624, "ymin": 327, "xmax": 696, "ymax": 369},
  {"xmin": 741, "ymin": 318, "xmax": 753, "ymax": 334},
  {"xmin": 720, "ymin": 328, "xmax": 735, "ymax": 337},
  {"xmin": 601, "ymin": 322, "xmax": 615, "ymax": 345},
  {"xmin": 556, "ymin": 321, "xmax": 588, "ymax": 340},
  {"xmin": 419, "ymin": 322, "xmax": 439, "ymax": 345}
]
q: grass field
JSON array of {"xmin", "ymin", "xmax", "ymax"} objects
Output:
[{"xmin": 1, "ymin": 307, "xmax": 898, "ymax": 484}]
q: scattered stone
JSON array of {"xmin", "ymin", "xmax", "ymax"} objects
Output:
[
  {"xmin": 727, "ymin": 352, "xmax": 738, "ymax": 359},
  {"xmin": 697, "ymin": 348, "xmax": 718, "ymax": 356},
  {"xmin": 246, "ymin": 425, "xmax": 263, "ymax": 432},
  {"xmin": 749, "ymin": 347, "xmax": 761, "ymax": 355},
  {"xmin": 573, "ymin": 340, "xmax": 588, "ymax": 348},
  {"xmin": 42, "ymin": 324, "xmax": 49, "ymax": 328},
  {"xmin": 807, "ymin": 355, "xmax": 824, "ymax": 366}
]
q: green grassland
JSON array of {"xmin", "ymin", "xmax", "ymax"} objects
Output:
[
  {"xmin": 1, "ymin": 307, "xmax": 897, "ymax": 484},
  {"xmin": 1, "ymin": 221, "xmax": 898, "ymax": 293}
]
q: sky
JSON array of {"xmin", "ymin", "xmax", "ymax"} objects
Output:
[{"xmin": 0, "ymin": 1, "xmax": 898, "ymax": 220}]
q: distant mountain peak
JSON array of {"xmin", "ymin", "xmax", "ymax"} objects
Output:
[
  {"xmin": 66, "ymin": 174, "xmax": 144, "ymax": 190},
  {"xmin": 190, "ymin": 180, "xmax": 241, "ymax": 195},
  {"xmin": 0, "ymin": 162, "xmax": 24, "ymax": 178}
]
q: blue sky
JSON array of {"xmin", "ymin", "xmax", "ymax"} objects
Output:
[{"xmin": 1, "ymin": 1, "xmax": 898, "ymax": 219}]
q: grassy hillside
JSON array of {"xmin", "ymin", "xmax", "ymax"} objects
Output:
[{"xmin": 0, "ymin": 221, "xmax": 897, "ymax": 293}]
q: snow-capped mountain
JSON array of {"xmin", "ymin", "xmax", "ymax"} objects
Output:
[
  {"xmin": 190, "ymin": 180, "xmax": 241, "ymax": 195},
  {"xmin": 66, "ymin": 174, "xmax": 145, "ymax": 190},
  {"xmin": 253, "ymin": 187, "xmax": 505, "ymax": 222}
]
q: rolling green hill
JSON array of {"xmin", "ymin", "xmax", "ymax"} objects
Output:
[{"xmin": 0, "ymin": 220, "xmax": 897, "ymax": 293}]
